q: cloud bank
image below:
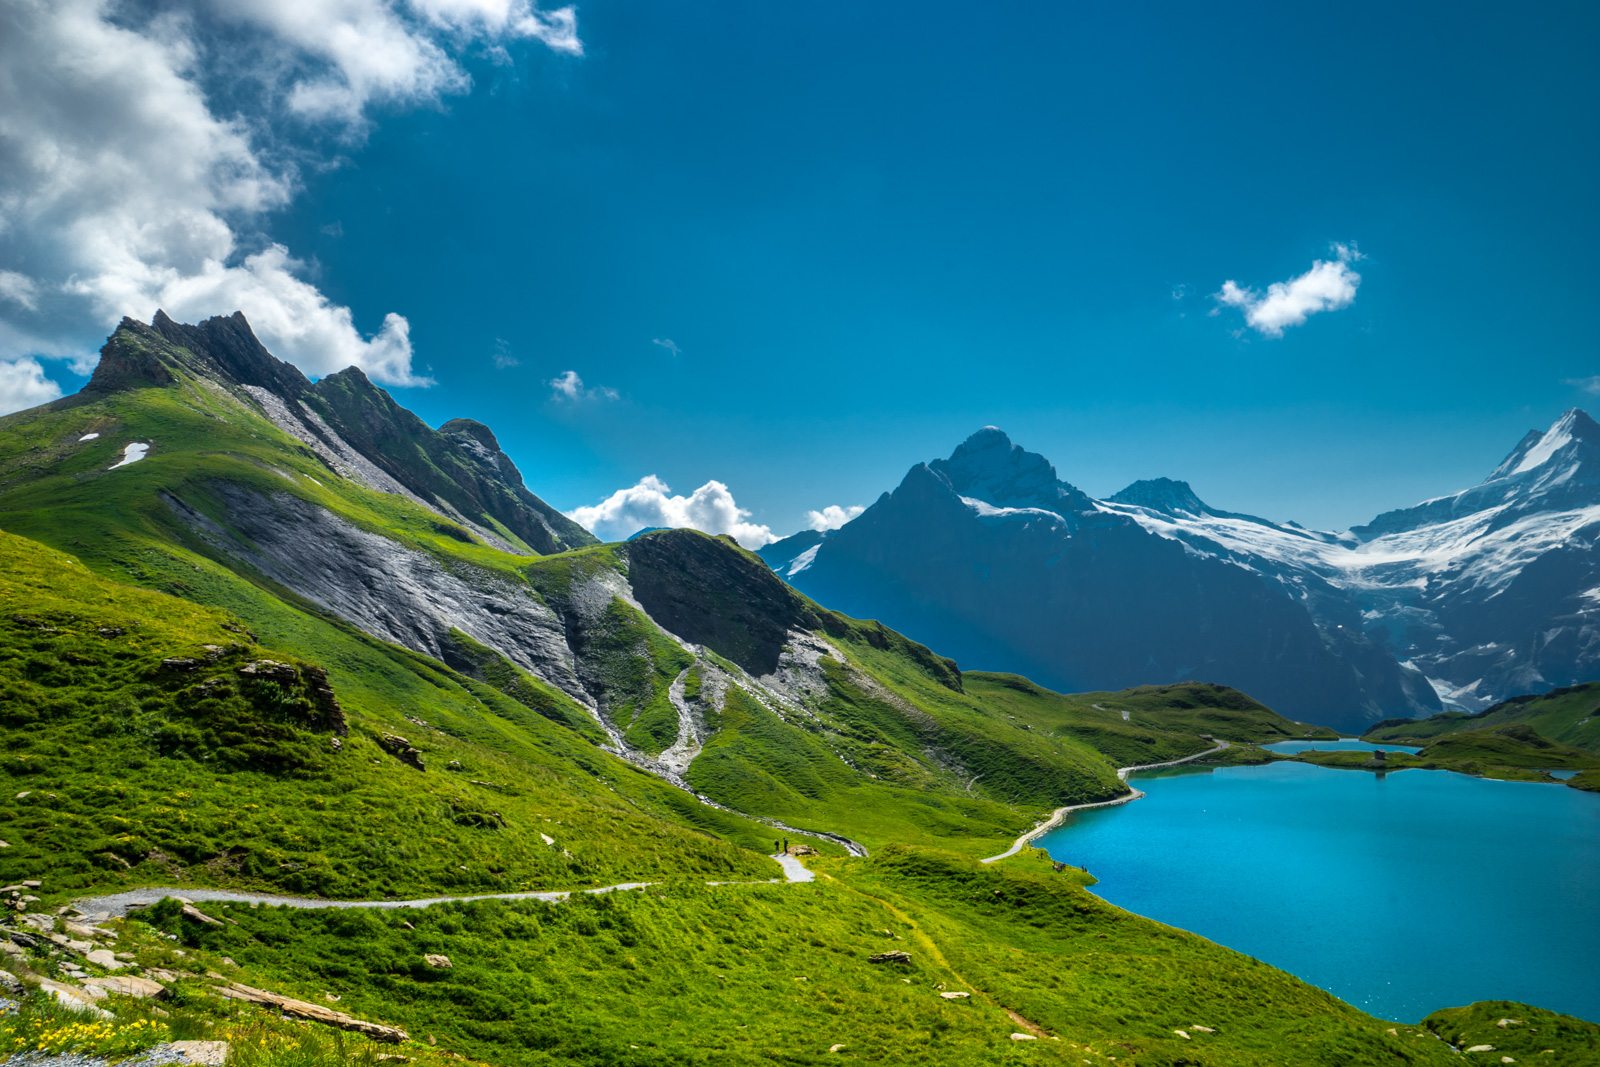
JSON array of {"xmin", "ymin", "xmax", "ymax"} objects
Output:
[
  {"xmin": 0, "ymin": 0, "xmax": 579, "ymax": 413},
  {"xmin": 1214, "ymin": 244, "xmax": 1363, "ymax": 337},
  {"xmin": 567, "ymin": 475, "xmax": 777, "ymax": 549},
  {"xmin": 807, "ymin": 504, "xmax": 864, "ymax": 531}
]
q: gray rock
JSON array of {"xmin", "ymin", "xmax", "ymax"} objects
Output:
[{"xmin": 80, "ymin": 975, "xmax": 165, "ymax": 999}]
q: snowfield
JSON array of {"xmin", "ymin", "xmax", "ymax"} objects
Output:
[{"xmin": 108, "ymin": 442, "xmax": 149, "ymax": 469}]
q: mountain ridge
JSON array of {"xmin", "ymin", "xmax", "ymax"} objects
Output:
[
  {"xmin": 765, "ymin": 415, "xmax": 1600, "ymax": 724},
  {"xmin": 86, "ymin": 310, "xmax": 595, "ymax": 555}
]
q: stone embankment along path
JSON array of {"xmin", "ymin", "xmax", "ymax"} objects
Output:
[
  {"xmin": 72, "ymin": 855, "xmax": 815, "ymax": 922},
  {"xmin": 980, "ymin": 740, "xmax": 1231, "ymax": 864}
]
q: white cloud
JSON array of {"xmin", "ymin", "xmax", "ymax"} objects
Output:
[
  {"xmin": 200, "ymin": 0, "xmax": 580, "ymax": 126},
  {"xmin": 806, "ymin": 504, "xmax": 864, "ymax": 532},
  {"xmin": 0, "ymin": 0, "xmax": 578, "ymax": 393},
  {"xmin": 491, "ymin": 337, "xmax": 519, "ymax": 369},
  {"xmin": 1567, "ymin": 376, "xmax": 1600, "ymax": 396},
  {"xmin": 0, "ymin": 357, "xmax": 63, "ymax": 416},
  {"xmin": 548, "ymin": 369, "xmax": 618, "ymax": 402},
  {"xmin": 651, "ymin": 337, "xmax": 682, "ymax": 356},
  {"xmin": 1214, "ymin": 244, "xmax": 1363, "ymax": 338},
  {"xmin": 567, "ymin": 475, "xmax": 777, "ymax": 549}
]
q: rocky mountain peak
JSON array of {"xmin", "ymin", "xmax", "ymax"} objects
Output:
[
  {"xmin": 1487, "ymin": 407, "xmax": 1600, "ymax": 483},
  {"xmin": 149, "ymin": 309, "xmax": 312, "ymax": 399},
  {"xmin": 931, "ymin": 427, "xmax": 1090, "ymax": 512},
  {"xmin": 1107, "ymin": 477, "xmax": 1212, "ymax": 516}
]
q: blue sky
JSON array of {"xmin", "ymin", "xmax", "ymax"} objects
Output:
[{"xmin": 6, "ymin": 1, "xmax": 1599, "ymax": 536}]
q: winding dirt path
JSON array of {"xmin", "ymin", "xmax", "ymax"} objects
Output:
[
  {"xmin": 72, "ymin": 854, "xmax": 816, "ymax": 923},
  {"xmin": 980, "ymin": 740, "xmax": 1231, "ymax": 864},
  {"xmin": 72, "ymin": 742, "xmax": 1226, "ymax": 918}
]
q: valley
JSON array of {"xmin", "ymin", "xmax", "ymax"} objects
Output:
[{"xmin": 1, "ymin": 315, "xmax": 1597, "ymax": 1065}]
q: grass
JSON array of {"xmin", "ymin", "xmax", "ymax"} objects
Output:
[
  {"xmin": 1421, "ymin": 1000, "xmax": 1600, "ymax": 1062},
  {"xmin": 80, "ymin": 843, "xmax": 1513, "ymax": 1067},
  {"xmin": 1366, "ymin": 682, "xmax": 1600, "ymax": 753},
  {"xmin": 1, "ymin": 993, "xmax": 173, "ymax": 1061},
  {"xmin": 1282, "ymin": 723, "xmax": 1600, "ymax": 787},
  {"xmin": 0, "ymin": 530, "xmax": 778, "ymax": 898}
]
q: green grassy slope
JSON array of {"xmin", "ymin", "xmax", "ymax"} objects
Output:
[
  {"xmin": 105, "ymin": 846, "xmax": 1486, "ymax": 1067},
  {"xmin": 1366, "ymin": 682, "xmax": 1600, "ymax": 752},
  {"xmin": 0, "ymin": 530, "xmax": 778, "ymax": 897},
  {"xmin": 964, "ymin": 673, "xmax": 1333, "ymax": 768}
]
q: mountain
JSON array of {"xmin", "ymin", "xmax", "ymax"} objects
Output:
[
  {"xmin": 1102, "ymin": 409, "xmax": 1600, "ymax": 711},
  {"xmin": 85, "ymin": 310, "xmax": 596, "ymax": 555},
  {"xmin": 764, "ymin": 427, "xmax": 1439, "ymax": 732},
  {"xmin": 0, "ymin": 313, "xmax": 1586, "ymax": 1064},
  {"xmin": 766, "ymin": 415, "xmax": 1600, "ymax": 729}
]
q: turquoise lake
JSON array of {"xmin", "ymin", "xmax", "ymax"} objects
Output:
[
  {"xmin": 1037, "ymin": 760, "xmax": 1600, "ymax": 1024},
  {"xmin": 1262, "ymin": 738, "xmax": 1421, "ymax": 754}
]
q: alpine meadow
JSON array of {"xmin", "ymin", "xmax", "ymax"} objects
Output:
[{"xmin": 2, "ymin": 3, "xmax": 1599, "ymax": 1066}]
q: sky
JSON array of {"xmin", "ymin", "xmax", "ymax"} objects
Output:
[{"xmin": 3, "ymin": 1, "xmax": 1599, "ymax": 540}]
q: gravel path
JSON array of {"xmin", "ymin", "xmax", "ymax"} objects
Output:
[
  {"xmin": 980, "ymin": 740, "xmax": 1231, "ymax": 864},
  {"xmin": 69, "ymin": 859, "xmax": 821, "ymax": 922},
  {"xmin": 70, "ymin": 744, "xmax": 1226, "ymax": 918},
  {"xmin": 772, "ymin": 852, "xmax": 815, "ymax": 883}
]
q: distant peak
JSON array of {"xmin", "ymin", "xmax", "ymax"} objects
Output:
[
  {"xmin": 930, "ymin": 428, "xmax": 1091, "ymax": 513},
  {"xmin": 1487, "ymin": 406, "xmax": 1600, "ymax": 482},
  {"xmin": 1108, "ymin": 477, "xmax": 1212, "ymax": 516},
  {"xmin": 954, "ymin": 426, "xmax": 1014, "ymax": 454},
  {"xmin": 1558, "ymin": 407, "xmax": 1598, "ymax": 433}
]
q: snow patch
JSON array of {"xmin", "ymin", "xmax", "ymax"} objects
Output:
[
  {"xmin": 1508, "ymin": 420, "xmax": 1573, "ymax": 477},
  {"xmin": 960, "ymin": 496, "xmax": 1065, "ymax": 522},
  {"xmin": 78, "ymin": 432, "xmax": 100, "ymax": 441},
  {"xmin": 107, "ymin": 442, "xmax": 149, "ymax": 469},
  {"xmin": 1426, "ymin": 676, "xmax": 1487, "ymax": 710},
  {"xmin": 786, "ymin": 544, "xmax": 821, "ymax": 577}
]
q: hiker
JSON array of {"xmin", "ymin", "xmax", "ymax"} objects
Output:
[
  {"xmin": 774, "ymin": 839, "xmax": 780, "ymax": 854},
  {"xmin": 782, "ymin": 837, "xmax": 788, "ymax": 854}
]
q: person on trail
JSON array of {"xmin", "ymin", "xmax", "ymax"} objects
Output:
[
  {"xmin": 774, "ymin": 839, "xmax": 781, "ymax": 854},
  {"xmin": 782, "ymin": 837, "xmax": 788, "ymax": 854}
]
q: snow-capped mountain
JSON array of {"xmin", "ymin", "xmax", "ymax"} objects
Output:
[
  {"xmin": 763, "ymin": 427, "xmax": 1439, "ymax": 732},
  {"xmin": 763, "ymin": 411, "xmax": 1600, "ymax": 729}
]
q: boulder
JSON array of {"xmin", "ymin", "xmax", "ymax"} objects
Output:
[
  {"xmin": 81, "ymin": 975, "xmax": 166, "ymax": 999},
  {"xmin": 867, "ymin": 951, "xmax": 911, "ymax": 965},
  {"xmin": 423, "ymin": 954, "xmax": 452, "ymax": 969},
  {"xmin": 218, "ymin": 982, "xmax": 407, "ymax": 1043},
  {"xmin": 237, "ymin": 659, "xmax": 299, "ymax": 682},
  {"xmin": 37, "ymin": 979, "xmax": 113, "ymax": 1019},
  {"xmin": 181, "ymin": 903, "xmax": 224, "ymax": 926},
  {"xmin": 939, "ymin": 991, "xmax": 970, "ymax": 1000},
  {"xmin": 380, "ymin": 735, "xmax": 425, "ymax": 770},
  {"xmin": 1010, "ymin": 1033, "xmax": 1037, "ymax": 1041},
  {"xmin": 85, "ymin": 948, "xmax": 129, "ymax": 971}
]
